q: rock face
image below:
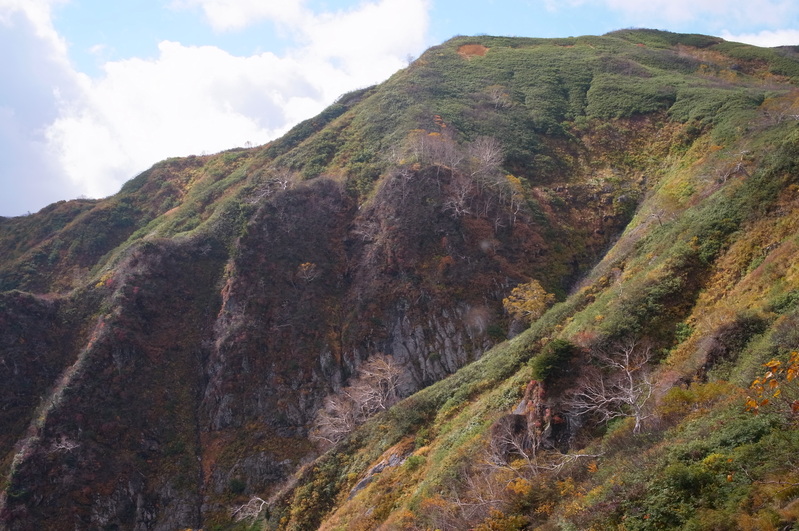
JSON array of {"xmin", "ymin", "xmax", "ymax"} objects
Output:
[
  {"xmin": 0, "ymin": 33, "xmax": 671, "ymax": 529},
  {"xmin": 0, "ymin": 162, "xmax": 629, "ymax": 528},
  {"xmin": 348, "ymin": 452, "xmax": 407, "ymax": 499}
]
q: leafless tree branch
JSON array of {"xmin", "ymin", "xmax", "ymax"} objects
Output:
[
  {"xmin": 565, "ymin": 338, "xmax": 655, "ymax": 433},
  {"xmin": 310, "ymin": 354, "xmax": 403, "ymax": 445},
  {"xmin": 231, "ymin": 496, "xmax": 268, "ymax": 522}
]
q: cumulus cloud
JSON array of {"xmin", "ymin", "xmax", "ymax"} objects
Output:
[
  {"xmin": 0, "ymin": 0, "xmax": 68, "ymax": 50},
  {"xmin": 177, "ymin": 0, "xmax": 429, "ymax": 74},
  {"xmin": 171, "ymin": 0, "xmax": 308, "ymax": 32},
  {"xmin": 46, "ymin": 42, "xmax": 317, "ymax": 200},
  {"xmin": 546, "ymin": 0, "xmax": 798, "ymax": 31},
  {"xmin": 0, "ymin": 0, "xmax": 87, "ymax": 215},
  {"xmin": 721, "ymin": 29, "xmax": 799, "ymax": 47},
  {"xmin": 0, "ymin": 0, "xmax": 430, "ymax": 216},
  {"xmin": 304, "ymin": 0, "xmax": 428, "ymax": 65},
  {"xmin": 603, "ymin": 0, "xmax": 743, "ymax": 24}
]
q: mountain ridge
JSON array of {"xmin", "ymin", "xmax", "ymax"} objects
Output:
[{"xmin": 1, "ymin": 29, "xmax": 799, "ymax": 529}]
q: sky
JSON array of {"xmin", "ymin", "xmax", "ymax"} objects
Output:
[{"xmin": 1, "ymin": 0, "xmax": 798, "ymax": 216}]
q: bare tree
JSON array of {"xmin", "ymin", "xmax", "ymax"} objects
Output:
[
  {"xmin": 487, "ymin": 414, "xmax": 541, "ymax": 475},
  {"xmin": 231, "ymin": 496, "xmax": 268, "ymax": 522},
  {"xmin": 468, "ymin": 136, "xmax": 504, "ymax": 178},
  {"xmin": 405, "ymin": 129, "xmax": 436, "ymax": 165},
  {"xmin": 438, "ymin": 380, "xmax": 600, "ymax": 528},
  {"xmin": 50, "ymin": 436, "xmax": 80, "ymax": 453},
  {"xmin": 407, "ymin": 128, "xmax": 466, "ymax": 177},
  {"xmin": 270, "ymin": 167, "xmax": 295, "ymax": 191},
  {"xmin": 350, "ymin": 354, "xmax": 402, "ymax": 415},
  {"xmin": 503, "ymin": 177, "xmax": 525, "ymax": 227},
  {"xmin": 448, "ymin": 468, "xmax": 507, "ymax": 526},
  {"xmin": 763, "ymin": 94, "xmax": 799, "ymax": 124},
  {"xmin": 443, "ymin": 173, "xmax": 474, "ymax": 218},
  {"xmin": 248, "ymin": 167, "xmax": 295, "ymax": 203},
  {"xmin": 437, "ymin": 133, "xmax": 466, "ymax": 171},
  {"xmin": 311, "ymin": 354, "xmax": 403, "ymax": 445},
  {"xmin": 311, "ymin": 393, "xmax": 360, "ymax": 445},
  {"xmin": 565, "ymin": 339, "xmax": 655, "ymax": 433},
  {"xmin": 387, "ymin": 165, "xmax": 416, "ymax": 202},
  {"xmin": 486, "ymin": 380, "xmax": 566, "ymax": 477}
]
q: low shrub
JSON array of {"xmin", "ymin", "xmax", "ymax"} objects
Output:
[{"xmin": 529, "ymin": 339, "xmax": 576, "ymax": 385}]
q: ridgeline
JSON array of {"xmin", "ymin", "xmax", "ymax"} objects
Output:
[{"xmin": 2, "ymin": 29, "xmax": 799, "ymax": 530}]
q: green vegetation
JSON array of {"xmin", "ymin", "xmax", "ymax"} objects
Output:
[
  {"xmin": 256, "ymin": 31, "xmax": 799, "ymax": 530},
  {"xmin": 530, "ymin": 339, "xmax": 576, "ymax": 385},
  {"xmin": 2, "ymin": 29, "xmax": 799, "ymax": 530}
]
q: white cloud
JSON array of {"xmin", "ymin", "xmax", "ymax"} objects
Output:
[
  {"xmin": 603, "ymin": 0, "xmax": 728, "ymax": 24},
  {"xmin": 547, "ymin": 0, "xmax": 798, "ymax": 29},
  {"xmin": 45, "ymin": 42, "xmax": 320, "ymax": 198},
  {"xmin": 0, "ymin": 0, "xmax": 88, "ymax": 215},
  {"xmin": 305, "ymin": 0, "xmax": 428, "ymax": 64},
  {"xmin": 0, "ymin": 0, "xmax": 430, "ymax": 216},
  {"xmin": 175, "ymin": 0, "xmax": 430, "ymax": 66},
  {"xmin": 0, "ymin": 0, "xmax": 68, "ymax": 51},
  {"xmin": 171, "ymin": 0, "xmax": 309, "ymax": 32},
  {"xmin": 720, "ymin": 29, "xmax": 799, "ymax": 47}
]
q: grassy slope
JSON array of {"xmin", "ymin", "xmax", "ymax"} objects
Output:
[
  {"xmin": 258, "ymin": 32, "xmax": 799, "ymax": 530},
  {"xmin": 2, "ymin": 28, "xmax": 799, "ymax": 530}
]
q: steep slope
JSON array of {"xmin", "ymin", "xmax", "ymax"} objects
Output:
[
  {"xmin": 262, "ymin": 34, "xmax": 799, "ymax": 531},
  {"xmin": 273, "ymin": 127, "xmax": 799, "ymax": 531},
  {"xmin": 1, "ymin": 29, "xmax": 798, "ymax": 530}
]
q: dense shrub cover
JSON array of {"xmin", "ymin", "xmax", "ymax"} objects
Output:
[{"xmin": 2, "ymin": 29, "xmax": 799, "ymax": 531}]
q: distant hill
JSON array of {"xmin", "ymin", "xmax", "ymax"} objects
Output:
[{"xmin": 2, "ymin": 29, "xmax": 799, "ymax": 530}]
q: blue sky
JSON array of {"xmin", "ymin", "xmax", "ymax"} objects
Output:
[{"xmin": 1, "ymin": 0, "xmax": 798, "ymax": 216}]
